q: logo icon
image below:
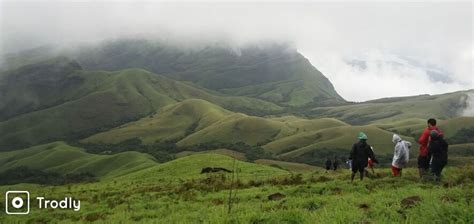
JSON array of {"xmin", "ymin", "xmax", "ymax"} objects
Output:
[{"xmin": 5, "ymin": 191, "xmax": 30, "ymax": 215}]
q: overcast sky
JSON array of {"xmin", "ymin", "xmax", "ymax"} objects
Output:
[{"xmin": 1, "ymin": 0, "xmax": 472, "ymax": 102}]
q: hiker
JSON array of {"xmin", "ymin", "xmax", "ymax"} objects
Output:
[
  {"xmin": 325, "ymin": 158, "xmax": 332, "ymax": 172},
  {"xmin": 367, "ymin": 158, "xmax": 375, "ymax": 175},
  {"xmin": 428, "ymin": 130, "xmax": 448, "ymax": 181},
  {"xmin": 417, "ymin": 118, "xmax": 443, "ymax": 178},
  {"xmin": 346, "ymin": 159, "xmax": 352, "ymax": 171},
  {"xmin": 349, "ymin": 132, "xmax": 378, "ymax": 182},
  {"xmin": 366, "ymin": 146, "xmax": 376, "ymax": 175},
  {"xmin": 391, "ymin": 134, "xmax": 411, "ymax": 177},
  {"xmin": 333, "ymin": 156, "xmax": 339, "ymax": 171}
]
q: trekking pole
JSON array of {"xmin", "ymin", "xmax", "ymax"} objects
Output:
[
  {"xmin": 232, "ymin": 160, "xmax": 239, "ymax": 207},
  {"xmin": 227, "ymin": 157, "xmax": 236, "ymax": 214}
]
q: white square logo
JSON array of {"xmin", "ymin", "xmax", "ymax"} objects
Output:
[{"xmin": 5, "ymin": 191, "xmax": 30, "ymax": 215}]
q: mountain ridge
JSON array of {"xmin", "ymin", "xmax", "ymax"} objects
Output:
[{"xmin": 72, "ymin": 39, "xmax": 346, "ymax": 106}]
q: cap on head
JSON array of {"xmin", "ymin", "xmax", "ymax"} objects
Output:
[
  {"xmin": 358, "ymin": 132, "xmax": 368, "ymax": 140},
  {"xmin": 430, "ymin": 130, "xmax": 440, "ymax": 138}
]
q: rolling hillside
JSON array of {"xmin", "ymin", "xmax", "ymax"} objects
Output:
[
  {"xmin": 275, "ymin": 125, "xmax": 416, "ymax": 159},
  {"xmin": 375, "ymin": 117, "xmax": 474, "ymax": 143},
  {"xmin": 82, "ymin": 99, "xmax": 435, "ymax": 165},
  {"xmin": 82, "ymin": 99, "xmax": 349, "ymax": 151},
  {"xmin": 0, "ymin": 152, "xmax": 472, "ymax": 223},
  {"xmin": 0, "ymin": 58, "xmax": 282, "ymax": 150},
  {"xmin": 0, "ymin": 41, "xmax": 472, "ymax": 169},
  {"xmin": 82, "ymin": 99, "xmax": 233, "ymax": 144},
  {"xmin": 120, "ymin": 153, "xmax": 290, "ymax": 182},
  {"xmin": 82, "ymin": 98, "xmax": 474, "ymax": 165},
  {"xmin": 73, "ymin": 39, "xmax": 345, "ymax": 107},
  {"xmin": 309, "ymin": 90, "xmax": 474, "ymax": 124},
  {"xmin": 0, "ymin": 141, "xmax": 157, "ymax": 179}
]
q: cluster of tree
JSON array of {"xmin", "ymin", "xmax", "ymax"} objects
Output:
[
  {"xmin": 0, "ymin": 136, "xmax": 32, "ymax": 151},
  {"xmin": 70, "ymin": 138, "xmax": 177, "ymax": 163},
  {"xmin": 75, "ymin": 138, "xmax": 272, "ymax": 162},
  {"xmin": 448, "ymin": 128, "xmax": 474, "ymax": 144},
  {"xmin": 288, "ymin": 148, "xmax": 394, "ymax": 167},
  {"xmin": 67, "ymin": 114, "xmax": 154, "ymax": 141},
  {"xmin": 184, "ymin": 121, "xmax": 200, "ymax": 136},
  {"xmin": 181, "ymin": 141, "xmax": 272, "ymax": 161},
  {"xmin": 0, "ymin": 166, "xmax": 96, "ymax": 185},
  {"xmin": 223, "ymin": 104, "xmax": 280, "ymax": 117},
  {"xmin": 289, "ymin": 148, "xmax": 349, "ymax": 166},
  {"xmin": 0, "ymin": 113, "xmax": 156, "ymax": 152}
]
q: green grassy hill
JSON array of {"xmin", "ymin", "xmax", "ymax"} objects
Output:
[
  {"xmin": 310, "ymin": 90, "xmax": 474, "ymax": 125},
  {"xmin": 273, "ymin": 125, "xmax": 416, "ymax": 159},
  {"xmin": 0, "ymin": 59, "xmax": 282, "ymax": 150},
  {"xmin": 0, "ymin": 57, "xmax": 91, "ymax": 121},
  {"xmin": 449, "ymin": 143, "xmax": 474, "ymax": 157},
  {"xmin": 0, "ymin": 141, "xmax": 157, "ymax": 179},
  {"xmin": 374, "ymin": 118, "xmax": 426, "ymax": 134},
  {"xmin": 121, "ymin": 153, "xmax": 290, "ymax": 182},
  {"xmin": 176, "ymin": 148, "xmax": 247, "ymax": 161},
  {"xmin": 1, "ymin": 39, "xmax": 472, "ymax": 224},
  {"xmin": 81, "ymin": 98, "xmax": 430, "ymax": 167},
  {"xmin": 438, "ymin": 117, "xmax": 474, "ymax": 139},
  {"xmin": 73, "ymin": 39, "xmax": 345, "ymax": 107},
  {"xmin": 82, "ymin": 99, "xmax": 232, "ymax": 144},
  {"xmin": 0, "ymin": 152, "xmax": 472, "ymax": 223},
  {"xmin": 374, "ymin": 117, "xmax": 474, "ymax": 143},
  {"xmin": 255, "ymin": 159, "xmax": 322, "ymax": 172},
  {"xmin": 82, "ymin": 99, "xmax": 474, "ymax": 165},
  {"xmin": 82, "ymin": 99, "xmax": 349, "ymax": 153}
]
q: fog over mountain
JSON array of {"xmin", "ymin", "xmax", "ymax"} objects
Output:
[{"xmin": 1, "ymin": 0, "xmax": 472, "ymax": 101}]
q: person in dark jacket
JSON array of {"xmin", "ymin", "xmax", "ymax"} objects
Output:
[
  {"xmin": 333, "ymin": 156, "xmax": 339, "ymax": 171},
  {"xmin": 349, "ymin": 132, "xmax": 378, "ymax": 182},
  {"xmin": 325, "ymin": 158, "xmax": 332, "ymax": 172},
  {"xmin": 428, "ymin": 130, "xmax": 448, "ymax": 181}
]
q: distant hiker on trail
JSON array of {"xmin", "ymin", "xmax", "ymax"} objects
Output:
[
  {"xmin": 391, "ymin": 134, "xmax": 411, "ymax": 177},
  {"xmin": 418, "ymin": 118, "xmax": 443, "ymax": 178},
  {"xmin": 428, "ymin": 130, "xmax": 448, "ymax": 181},
  {"xmin": 349, "ymin": 132, "xmax": 378, "ymax": 182},
  {"xmin": 333, "ymin": 156, "xmax": 339, "ymax": 171},
  {"xmin": 346, "ymin": 159, "xmax": 352, "ymax": 171},
  {"xmin": 325, "ymin": 158, "xmax": 332, "ymax": 172}
]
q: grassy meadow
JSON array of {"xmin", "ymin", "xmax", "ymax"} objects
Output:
[{"xmin": 0, "ymin": 153, "xmax": 473, "ymax": 223}]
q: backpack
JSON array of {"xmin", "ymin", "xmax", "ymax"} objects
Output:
[{"xmin": 440, "ymin": 138, "xmax": 448, "ymax": 158}]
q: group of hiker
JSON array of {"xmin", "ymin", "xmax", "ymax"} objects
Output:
[
  {"xmin": 341, "ymin": 118, "xmax": 448, "ymax": 182},
  {"xmin": 325, "ymin": 157, "xmax": 340, "ymax": 171}
]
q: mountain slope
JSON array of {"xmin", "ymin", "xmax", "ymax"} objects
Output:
[
  {"xmin": 0, "ymin": 57, "xmax": 90, "ymax": 121},
  {"xmin": 82, "ymin": 99, "xmax": 349, "ymax": 148},
  {"xmin": 83, "ymin": 99, "xmax": 233, "ymax": 144},
  {"xmin": 119, "ymin": 153, "xmax": 289, "ymax": 182},
  {"xmin": 375, "ymin": 116, "xmax": 474, "ymax": 139},
  {"xmin": 310, "ymin": 90, "xmax": 474, "ymax": 124},
  {"xmin": 0, "ymin": 141, "xmax": 157, "ymax": 179},
  {"xmin": 274, "ymin": 125, "xmax": 416, "ymax": 159},
  {"xmin": 74, "ymin": 39, "xmax": 345, "ymax": 106},
  {"xmin": 0, "ymin": 58, "xmax": 282, "ymax": 150},
  {"xmin": 87, "ymin": 99, "xmax": 474, "ymax": 164}
]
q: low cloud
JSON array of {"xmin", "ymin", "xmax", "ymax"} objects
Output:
[
  {"xmin": 1, "ymin": 1, "xmax": 472, "ymax": 101},
  {"xmin": 302, "ymin": 49, "xmax": 471, "ymax": 102},
  {"xmin": 460, "ymin": 92, "xmax": 474, "ymax": 117}
]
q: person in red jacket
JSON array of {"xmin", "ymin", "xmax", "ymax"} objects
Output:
[{"xmin": 417, "ymin": 118, "xmax": 443, "ymax": 178}]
